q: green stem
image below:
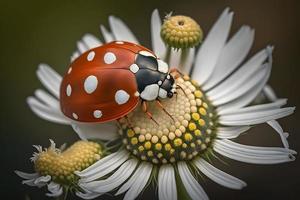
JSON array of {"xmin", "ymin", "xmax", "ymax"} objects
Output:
[{"xmin": 62, "ymin": 186, "xmax": 69, "ymax": 200}]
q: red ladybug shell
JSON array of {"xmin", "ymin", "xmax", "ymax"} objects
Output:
[{"xmin": 60, "ymin": 41, "xmax": 156, "ymax": 123}]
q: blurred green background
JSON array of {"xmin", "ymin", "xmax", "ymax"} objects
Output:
[{"xmin": 0, "ymin": 0, "xmax": 299, "ymax": 199}]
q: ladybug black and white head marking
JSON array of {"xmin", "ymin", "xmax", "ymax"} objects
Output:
[
  {"xmin": 158, "ymin": 74, "xmax": 176, "ymax": 98},
  {"xmin": 133, "ymin": 50, "xmax": 175, "ymax": 101}
]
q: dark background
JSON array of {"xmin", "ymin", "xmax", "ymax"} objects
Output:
[{"xmin": 0, "ymin": 0, "xmax": 299, "ymax": 199}]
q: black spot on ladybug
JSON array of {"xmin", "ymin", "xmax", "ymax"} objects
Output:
[
  {"xmin": 135, "ymin": 69, "xmax": 165, "ymax": 93},
  {"xmin": 135, "ymin": 54, "xmax": 158, "ymax": 71}
]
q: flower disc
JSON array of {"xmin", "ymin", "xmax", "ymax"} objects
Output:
[{"xmin": 119, "ymin": 76, "xmax": 217, "ymax": 164}]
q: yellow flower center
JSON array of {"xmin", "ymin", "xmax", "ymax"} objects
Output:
[
  {"xmin": 34, "ymin": 141, "xmax": 102, "ymax": 184},
  {"xmin": 119, "ymin": 76, "xmax": 217, "ymax": 164},
  {"xmin": 161, "ymin": 15, "xmax": 203, "ymax": 49}
]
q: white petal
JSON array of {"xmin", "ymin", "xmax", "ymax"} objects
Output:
[
  {"xmin": 71, "ymin": 51, "xmax": 80, "ymax": 62},
  {"xmin": 22, "ymin": 179, "xmax": 39, "ymax": 187},
  {"xmin": 218, "ymin": 98, "xmax": 287, "ymax": 116},
  {"xmin": 267, "ymin": 120, "xmax": 289, "ymax": 148},
  {"xmin": 219, "ymin": 107, "xmax": 295, "ymax": 126},
  {"xmin": 34, "ymin": 175, "xmax": 51, "ymax": 185},
  {"xmin": 80, "ymin": 159, "xmax": 138, "ymax": 193},
  {"xmin": 82, "ymin": 33, "xmax": 102, "ymax": 49},
  {"xmin": 207, "ymin": 47, "xmax": 270, "ymax": 100},
  {"xmin": 215, "ymin": 46, "xmax": 273, "ymax": 112},
  {"xmin": 15, "ymin": 171, "xmax": 39, "ymax": 179},
  {"xmin": 151, "ymin": 9, "xmax": 166, "ymax": 59},
  {"xmin": 192, "ymin": 8, "xmax": 233, "ymax": 85},
  {"xmin": 194, "ymin": 158, "xmax": 246, "ymax": 190},
  {"xmin": 158, "ymin": 164, "xmax": 177, "ymax": 200},
  {"xmin": 76, "ymin": 191, "xmax": 102, "ymax": 199},
  {"xmin": 27, "ymin": 97, "xmax": 70, "ymax": 124},
  {"xmin": 109, "ymin": 16, "xmax": 139, "ymax": 43},
  {"xmin": 46, "ymin": 182, "xmax": 63, "ymax": 197},
  {"xmin": 34, "ymin": 89, "xmax": 60, "ymax": 109},
  {"xmin": 77, "ymin": 150, "xmax": 129, "ymax": 182},
  {"xmin": 177, "ymin": 162, "xmax": 208, "ymax": 200},
  {"xmin": 263, "ymin": 84, "xmax": 278, "ymax": 101},
  {"xmin": 77, "ymin": 41, "xmax": 88, "ymax": 54},
  {"xmin": 72, "ymin": 121, "xmax": 118, "ymax": 141},
  {"xmin": 116, "ymin": 162, "xmax": 153, "ymax": 200},
  {"xmin": 36, "ymin": 64, "xmax": 62, "ymax": 98},
  {"xmin": 203, "ymin": 26, "xmax": 255, "ymax": 90},
  {"xmin": 100, "ymin": 25, "xmax": 115, "ymax": 42},
  {"xmin": 214, "ymin": 139, "xmax": 296, "ymax": 164},
  {"xmin": 217, "ymin": 126, "xmax": 250, "ymax": 139},
  {"xmin": 216, "ymin": 73, "xmax": 269, "ymax": 112},
  {"xmin": 212, "ymin": 63, "xmax": 270, "ymax": 106}
]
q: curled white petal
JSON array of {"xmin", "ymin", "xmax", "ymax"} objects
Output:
[
  {"xmin": 267, "ymin": 120, "xmax": 289, "ymax": 149},
  {"xmin": 34, "ymin": 175, "xmax": 51, "ymax": 185},
  {"xmin": 46, "ymin": 182, "xmax": 63, "ymax": 197},
  {"xmin": 15, "ymin": 171, "xmax": 39, "ymax": 180},
  {"xmin": 214, "ymin": 139, "xmax": 296, "ymax": 164}
]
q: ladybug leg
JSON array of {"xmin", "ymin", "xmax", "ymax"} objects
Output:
[
  {"xmin": 116, "ymin": 119, "xmax": 122, "ymax": 128},
  {"xmin": 142, "ymin": 101, "xmax": 159, "ymax": 125},
  {"xmin": 170, "ymin": 68, "xmax": 183, "ymax": 79},
  {"xmin": 155, "ymin": 99, "xmax": 175, "ymax": 122},
  {"xmin": 124, "ymin": 115, "xmax": 134, "ymax": 129}
]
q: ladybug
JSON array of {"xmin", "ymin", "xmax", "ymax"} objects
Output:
[{"xmin": 60, "ymin": 41, "xmax": 177, "ymax": 123}]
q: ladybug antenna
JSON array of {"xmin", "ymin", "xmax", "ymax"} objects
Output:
[
  {"xmin": 173, "ymin": 91, "xmax": 178, "ymax": 102},
  {"xmin": 142, "ymin": 101, "xmax": 160, "ymax": 126},
  {"xmin": 156, "ymin": 99, "xmax": 175, "ymax": 123},
  {"xmin": 176, "ymin": 84, "xmax": 187, "ymax": 97}
]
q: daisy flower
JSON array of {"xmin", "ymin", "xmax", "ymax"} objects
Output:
[
  {"xmin": 15, "ymin": 140, "xmax": 103, "ymax": 198},
  {"xmin": 25, "ymin": 8, "xmax": 296, "ymax": 200}
]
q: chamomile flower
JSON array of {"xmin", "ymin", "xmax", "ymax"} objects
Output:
[
  {"xmin": 15, "ymin": 140, "xmax": 102, "ymax": 198},
  {"xmin": 25, "ymin": 8, "xmax": 296, "ymax": 200}
]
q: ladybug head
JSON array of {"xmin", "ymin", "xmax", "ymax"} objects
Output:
[{"xmin": 159, "ymin": 74, "xmax": 176, "ymax": 99}]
